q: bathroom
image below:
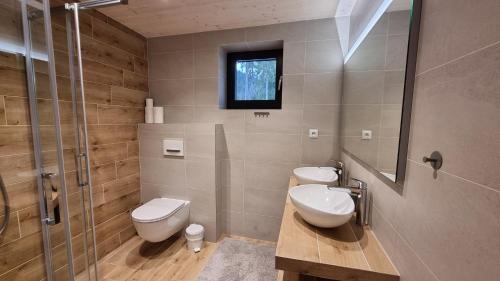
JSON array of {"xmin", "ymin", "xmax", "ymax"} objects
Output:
[{"xmin": 0, "ymin": 0, "xmax": 498, "ymax": 280}]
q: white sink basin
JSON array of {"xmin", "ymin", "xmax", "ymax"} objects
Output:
[
  {"xmin": 293, "ymin": 167, "xmax": 338, "ymax": 185},
  {"xmin": 289, "ymin": 184, "xmax": 355, "ymax": 228}
]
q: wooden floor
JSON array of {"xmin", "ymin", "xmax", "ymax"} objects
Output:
[{"xmin": 77, "ymin": 234, "xmax": 275, "ymax": 281}]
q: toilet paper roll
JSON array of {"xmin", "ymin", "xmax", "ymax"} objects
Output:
[
  {"xmin": 145, "ymin": 107, "xmax": 154, "ymax": 124},
  {"xmin": 153, "ymin": 106, "xmax": 164, "ymax": 124},
  {"xmin": 145, "ymin": 98, "xmax": 153, "ymax": 108}
]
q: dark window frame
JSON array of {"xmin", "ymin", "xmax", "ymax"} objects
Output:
[{"xmin": 226, "ymin": 49, "xmax": 283, "ymax": 109}]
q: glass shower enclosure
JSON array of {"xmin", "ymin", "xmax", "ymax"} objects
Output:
[{"xmin": 0, "ymin": 0, "xmax": 126, "ymax": 280}]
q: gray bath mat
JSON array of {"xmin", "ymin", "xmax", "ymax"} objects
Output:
[{"xmin": 197, "ymin": 238, "xmax": 278, "ymax": 281}]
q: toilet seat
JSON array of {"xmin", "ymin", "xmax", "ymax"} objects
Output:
[{"xmin": 132, "ymin": 198, "xmax": 185, "ymax": 223}]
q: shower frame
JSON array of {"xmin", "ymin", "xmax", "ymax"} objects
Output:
[{"xmin": 19, "ymin": 0, "xmax": 127, "ymax": 280}]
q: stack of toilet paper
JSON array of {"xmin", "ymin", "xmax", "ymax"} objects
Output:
[{"xmin": 145, "ymin": 98, "xmax": 163, "ymax": 124}]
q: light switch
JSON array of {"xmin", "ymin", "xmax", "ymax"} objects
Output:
[
  {"xmin": 361, "ymin": 130, "xmax": 372, "ymax": 140},
  {"xmin": 309, "ymin": 129, "xmax": 319, "ymax": 139}
]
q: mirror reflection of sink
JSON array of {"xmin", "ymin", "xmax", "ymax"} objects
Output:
[
  {"xmin": 293, "ymin": 167, "xmax": 338, "ymax": 185},
  {"xmin": 289, "ymin": 184, "xmax": 355, "ymax": 228}
]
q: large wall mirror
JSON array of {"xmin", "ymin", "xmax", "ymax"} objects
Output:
[{"xmin": 340, "ymin": 0, "xmax": 422, "ymax": 187}]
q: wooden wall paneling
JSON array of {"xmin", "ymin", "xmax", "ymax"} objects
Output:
[
  {"xmin": 127, "ymin": 141, "xmax": 139, "ymax": 158},
  {"xmin": 0, "ymin": 96, "xmax": 6, "ymax": 125},
  {"xmin": 123, "ymin": 70, "xmax": 149, "ymax": 92},
  {"xmin": 110, "ymin": 86, "xmax": 148, "ymax": 107},
  {"xmin": 88, "ymin": 143, "xmax": 128, "ymax": 166},
  {"xmin": 97, "ymin": 105, "xmax": 144, "ymax": 125},
  {"xmin": 0, "ymin": 6, "xmax": 147, "ymax": 280},
  {"xmin": 92, "ymin": 18, "xmax": 147, "ymax": 58},
  {"xmin": 102, "ymin": 174, "xmax": 140, "ymax": 202}
]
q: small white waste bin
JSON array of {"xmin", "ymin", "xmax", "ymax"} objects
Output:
[{"xmin": 185, "ymin": 224, "xmax": 204, "ymax": 252}]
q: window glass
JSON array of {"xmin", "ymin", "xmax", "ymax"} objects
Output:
[{"xmin": 235, "ymin": 59, "xmax": 277, "ymax": 101}]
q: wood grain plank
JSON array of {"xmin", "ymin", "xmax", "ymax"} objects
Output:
[
  {"xmin": 93, "ymin": 191, "xmax": 140, "ymax": 225},
  {"xmin": 0, "ymin": 154, "xmax": 35, "ymax": 185},
  {"xmin": 39, "ymin": 124, "xmax": 77, "ymax": 151},
  {"xmin": 90, "ymin": 162, "xmax": 117, "ymax": 186},
  {"xmin": 96, "ymin": 234, "xmax": 121, "ymax": 261},
  {"xmin": 133, "ymin": 56, "xmax": 148, "ymax": 76},
  {"xmin": 88, "ymin": 143, "xmax": 128, "ymax": 166},
  {"xmin": 4, "ymin": 96, "xmax": 30, "ymax": 125},
  {"xmin": 3, "ymin": 180, "xmax": 37, "ymax": 211},
  {"xmin": 0, "ymin": 66, "xmax": 27, "ymax": 97},
  {"xmin": 102, "ymin": 174, "xmax": 140, "ymax": 202},
  {"xmin": 81, "ymin": 34, "xmax": 135, "ymax": 71},
  {"xmin": 111, "ymin": 86, "xmax": 147, "ymax": 107},
  {"xmin": 52, "ymin": 11, "xmax": 92, "ymax": 37},
  {"xmin": 0, "ymin": 212, "xmax": 20, "ymax": 246},
  {"xmin": 92, "ymin": 18, "xmax": 146, "ymax": 58},
  {"xmin": 127, "ymin": 141, "xmax": 139, "ymax": 158},
  {"xmin": 83, "ymin": 59, "xmax": 124, "ymax": 87},
  {"xmin": 0, "ymin": 96, "xmax": 5, "ymax": 125},
  {"xmin": 116, "ymin": 158, "xmax": 140, "ymax": 178},
  {"xmin": 95, "ymin": 211, "xmax": 132, "ymax": 243},
  {"xmin": 0, "ymin": 254, "xmax": 45, "ymax": 281},
  {"xmin": 36, "ymin": 73, "xmax": 112, "ymax": 105},
  {"xmin": 97, "ymin": 105, "xmax": 144, "ymax": 125},
  {"xmin": 0, "ymin": 52, "xmax": 24, "ymax": 70},
  {"xmin": 0, "ymin": 232, "xmax": 43, "ymax": 273},
  {"xmin": 118, "ymin": 225, "xmax": 137, "ymax": 244},
  {"xmin": 87, "ymin": 125, "xmax": 138, "ymax": 145},
  {"xmin": 123, "ymin": 70, "xmax": 148, "ymax": 92}
]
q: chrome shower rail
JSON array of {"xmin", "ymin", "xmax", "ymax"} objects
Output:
[
  {"xmin": 77, "ymin": 0, "xmax": 127, "ymax": 9},
  {"xmin": 0, "ymin": 175, "xmax": 9, "ymax": 235}
]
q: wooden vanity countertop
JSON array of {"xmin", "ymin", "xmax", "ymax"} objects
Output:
[{"xmin": 275, "ymin": 177, "xmax": 400, "ymax": 281}]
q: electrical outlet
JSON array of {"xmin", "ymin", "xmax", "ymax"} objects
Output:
[
  {"xmin": 309, "ymin": 129, "xmax": 319, "ymax": 139},
  {"xmin": 361, "ymin": 129, "xmax": 372, "ymax": 140}
]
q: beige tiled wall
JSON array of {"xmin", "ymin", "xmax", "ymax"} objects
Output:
[
  {"xmin": 148, "ymin": 18, "xmax": 344, "ymax": 241},
  {"xmin": 0, "ymin": 2, "xmax": 147, "ymax": 280},
  {"xmin": 138, "ymin": 123, "xmax": 220, "ymax": 241},
  {"xmin": 342, "ymin": 1, "xmax": 500, "ymax": 281},
  {"xmin": 342, "ymin": 10, "xmax": 409, "ymax": 175}
]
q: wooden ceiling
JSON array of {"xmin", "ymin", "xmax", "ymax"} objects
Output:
[{"xmin": 99, "ymin": 0, "xmax": 339, "ymax": 38}]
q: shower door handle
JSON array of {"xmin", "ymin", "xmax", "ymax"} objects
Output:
[
  {"xmin": 42, "ymin": 172, "xmax": 60, "ymax": 225},
  {"xmin": 0, "ymin": 175, "xmax": 10, "ymax": 235}
]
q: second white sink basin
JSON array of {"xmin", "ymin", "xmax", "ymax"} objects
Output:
[
  {"xmin": 293, "ymin": 167, "xmax": 338, "ymax": 185},
  {"xmin": 289, "ymin": 184, "xmax": 354, "ymax": 228}
]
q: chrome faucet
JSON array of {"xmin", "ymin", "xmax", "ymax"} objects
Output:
[
  {"xmin": 346, "ymin": 178, "xmax": 369, "ymax": 226},
  {"xmin": 330, "ymin": 161, "xmax": 369, "ymax": 226},
  {"xmin": 333, "ymin": 160, "xmax": 346, "ymax": 186}
]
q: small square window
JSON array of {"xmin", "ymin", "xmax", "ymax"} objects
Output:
[{"xmin": 226, "ymin": 50, "xmax": 283, "ymax": 109}]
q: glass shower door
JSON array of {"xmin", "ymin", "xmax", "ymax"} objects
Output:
[{"xmin": 19, "ymin": 0, "xmax": 99, "ymax": 280}]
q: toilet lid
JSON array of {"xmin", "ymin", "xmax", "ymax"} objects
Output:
[{"xmin": 132, "ymin": 198, "xmax": 185, "ymax": 223}]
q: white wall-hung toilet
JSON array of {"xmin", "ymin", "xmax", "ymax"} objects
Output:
[{"xmin": 131, "ymin": 198, "xmax": 190, "ymax": 243}]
